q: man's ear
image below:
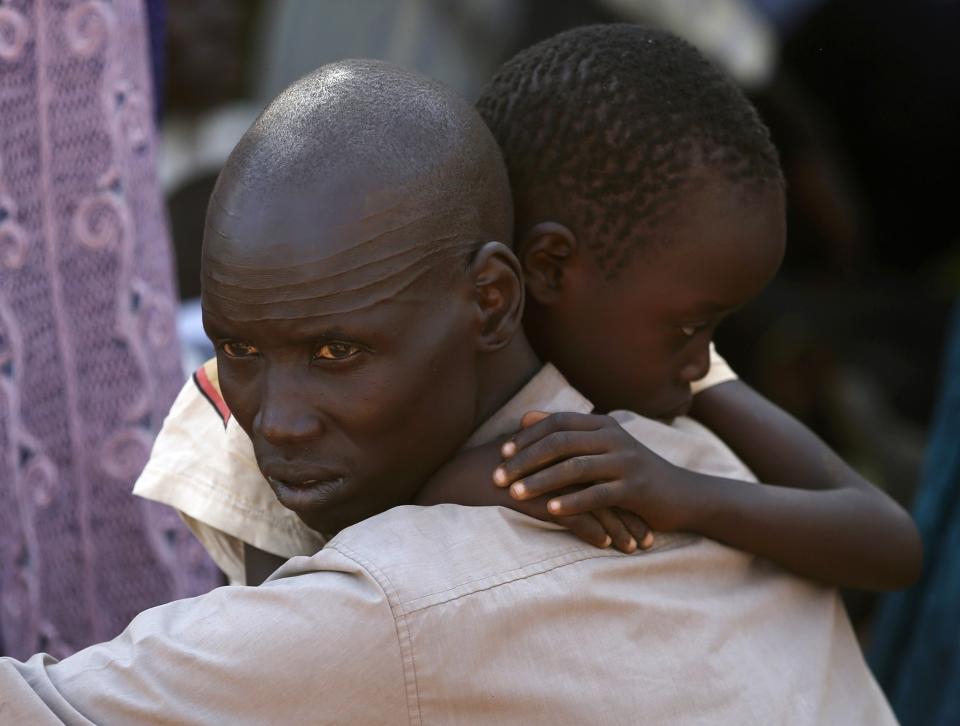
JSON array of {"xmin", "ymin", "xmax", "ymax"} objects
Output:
[
  {"xmin": 468, "ymin": 241, "xmax": 525, "ymax": 352},
  {"xmin": 518, "ymin": 222, "xmax": 578, "ymax": 306}
]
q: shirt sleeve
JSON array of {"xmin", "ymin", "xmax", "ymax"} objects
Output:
[{"xmin": 0, "ymin": 549, "xmax": 409, "ymax": 725}]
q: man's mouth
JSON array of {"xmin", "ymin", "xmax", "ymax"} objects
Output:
[{"xmin": 264, "ymin": 475, "xmax": 350, "ymax": 513}]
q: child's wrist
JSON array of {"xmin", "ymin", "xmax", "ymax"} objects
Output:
[{"xmin": 667, "ymin": 467, "xmax": 708, "ymax": 532}]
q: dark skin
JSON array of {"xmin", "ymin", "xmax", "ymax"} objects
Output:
[
  {"xmin": 420, "ymin": 173, "xmax": 922, "ymax": 590},
  {"xmin": 203, "ymin": 164, "xmax": 648, "ymax": 584},
  {"xmin": 220, "ymin": 59, "xmax": 919, "ymax": 589},
  {"xmin": 202, "ymin": 172, "xmax": 534, "ymax": 538}
]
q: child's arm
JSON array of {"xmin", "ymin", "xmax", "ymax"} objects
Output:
[
  {"xmin": 415, "ymin": 438, "xmax": 651, "ymax": 554},
  {"xmin": 497, "ymin": 407, "xmax": 922, "ymax": 591},
  {"xmin": 687, "ymin": 379, "xmax": 922, "ymax": 588},
  {"xmin": 243, "ymin": 443, "xmax": 654, "ymax": 586}
]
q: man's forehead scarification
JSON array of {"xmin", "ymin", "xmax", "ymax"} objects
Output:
[
  {"xmin": 204, "ymin": 232, "xmax": 468, "ymax": 283},
  {"xmin": 203, "ymin": 235, "xmax": 469, "ymax": 306},
  {"xmin": 203, "ymin": 189, "xmax": 481, "ymax": 276},
  {"xmin": 202, "ymin": 259, "xmax": 449, "ymax": 323}
]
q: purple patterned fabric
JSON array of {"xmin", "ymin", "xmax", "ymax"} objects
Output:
[{"xmin": 0, "ymin": 0, "xmax": 220, "ymax": 659}]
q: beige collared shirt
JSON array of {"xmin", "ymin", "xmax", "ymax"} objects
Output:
[{"xmin": 1, "ymin": 365, "xmax": 896, "ymax": 725}]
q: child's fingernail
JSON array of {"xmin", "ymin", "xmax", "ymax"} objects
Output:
[
  {"xmin": 510, "ymin": 482, "xmax": 526, "ymax": 498},
  {"xmin": 493, "ymin": 468, "xmax": 508, "ymax": 486},
  {"xmin": 602, "ymin": 535, "xmax": 612, "ymax": 548},
  {"xmin": 501, "ymin": 441, "xmax": 516, "ymax": 458},
  {"xmin": 547, "ymin": 499, "xmax": 561, "ymax": 514},
  {"xmin": 626, "ymin": 537, "xmax": 637, "ymax": 553},
  {"xmin": 641, "ymin": 532, "xmax": 654, "ymax": 549}
]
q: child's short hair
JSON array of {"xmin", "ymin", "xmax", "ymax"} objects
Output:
[{"xmin": 476, "ymin": 24, "xmax": 784, "ymax": 276}]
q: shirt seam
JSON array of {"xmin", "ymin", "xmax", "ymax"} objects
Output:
[
  {"xmin": 400, "ymin": 543, "xmax": 610, "ymax": 610},
  {"xmin": 396, "ymin": 533, "xmax": 695, "ymax": 616},
  {"xmin": 330, "ymin": 542, "xmax": 423, "ymax": 726},
  {"xmin": 401, "ymin": 549, "xmax": 625, "ymax": 616}
]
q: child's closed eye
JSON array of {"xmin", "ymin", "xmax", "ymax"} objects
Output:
[{"xmin": 679, "ymin": 322, "xmax": 709, "ymax": 338}]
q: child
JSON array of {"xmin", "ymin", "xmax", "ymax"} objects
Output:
[
  {"xmin": 138, "ymin": 25, "xmax": 920, "ymax": 592},
  {"xmin": 413, "ymin": 24, "xmax": 921, "ymax": 592}
]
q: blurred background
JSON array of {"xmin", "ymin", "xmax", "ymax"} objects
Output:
[{"xmin": 2, "ymin": 1, "xmax": 958, "ymax": 723}]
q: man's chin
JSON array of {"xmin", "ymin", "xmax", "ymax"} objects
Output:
[
  {"xmin": 269, "ymin": 479, "xmax": 395, "ymax": 536},
  {"xmin": 267, "ymin": 477, "xmax": 354, "ymax": 531},
  {"xmin": 265, "ymin": 469, "xmax": 428, "ymax": 535}
]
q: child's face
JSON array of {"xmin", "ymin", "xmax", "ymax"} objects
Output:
[{"xmin": 526, "ymin": 178, "xmax": 785, "ymax": 420}]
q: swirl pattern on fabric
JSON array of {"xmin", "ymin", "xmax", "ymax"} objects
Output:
[{"xmin": 0, "ymin": 0, "xmax": 219, "ymax": 659}]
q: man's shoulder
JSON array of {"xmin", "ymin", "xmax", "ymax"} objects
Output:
[
  {"xmin": 323, "ymin": 505, "xmax": 621, "ymax": 612},
  {"xmin": 285, "ymin": 507, "xmax": 894, "ymax": 725}
]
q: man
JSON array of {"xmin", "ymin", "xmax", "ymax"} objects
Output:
[{"xmin": 0, "ymin": 60, "xmax": 895, "ymax": 724}]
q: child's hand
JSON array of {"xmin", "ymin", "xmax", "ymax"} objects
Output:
[
  {"xmin": 495, "ymin": 411, "xmax": 699, "ymax": 539},
  {"xmin": 416, "ymin": 436, "xmax": 650, "ymax": 553},
  {"xmin": 510, "ymin": 489, "xmax": 651, "ymax": 554}
]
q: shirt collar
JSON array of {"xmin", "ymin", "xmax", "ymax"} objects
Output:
[{"xmin": 465, "ymin": 363, "xmax": 593, "ymax": 449}]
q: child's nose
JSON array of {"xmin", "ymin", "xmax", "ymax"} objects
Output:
[{"xmin": 678, "ymin": 342, "xmax": 711, "ymax": 384}]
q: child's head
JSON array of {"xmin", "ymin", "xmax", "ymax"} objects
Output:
[{"xmin": 477, "ymin": 25, "xmax": 785, "ymax": 420}]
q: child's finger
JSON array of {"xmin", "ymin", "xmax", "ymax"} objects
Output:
[
  {"xmin": 500, "ymin": 411, "xmax": 610, "ymax": 459},
  {"xmin": 556, "ymin": 513, "xmax": 612, "ymax": 549},
  {"xmin": 592, "ymin": 507, "xmax": 637, "ymax": 553},
  {"xmin": 494, "ymin": 429, "xmax": 610, "ymax": 487},
  {"xmin": 547, "ymin": 481, "xmax": 624, "ymax": 517},
  {"xmin": 505, "ymin": 454, "xmax": 618, "ymax": 500},
  {"xmin": 520, "ymin": 410, "xmax": 550, "ymax": 428},
  {"xmin": 617, "ymin": 509, "xmax": 654, "ymax": 550}
]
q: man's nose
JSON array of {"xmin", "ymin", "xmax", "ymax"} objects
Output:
[
  {"xmin": 254, "ymin": 369, "xmax": 324, "ymax": 444},
  {"xmin": 678, "ymin": 341, "xmax": 711, "ymax": 384}
]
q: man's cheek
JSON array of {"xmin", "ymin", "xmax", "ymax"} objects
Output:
[
  {"xmin": 373, "ymin": 371, "xmax": 463, "ymax": 455},
  {"xmin": 367, "ymin": 383, "xmax": 434, "ymax": 436},
  {"xmin": 218, "ymin": 373, "xmax": 258, "ymax": 431}
]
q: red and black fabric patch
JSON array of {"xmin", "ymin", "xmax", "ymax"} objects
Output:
[{"xmin": 193, "ymin": 361, "xmax": 231, "ymax": 428}]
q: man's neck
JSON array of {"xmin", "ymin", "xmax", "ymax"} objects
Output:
[
  {"xmin": 472, "ymin": 336, "xmax": 542, "ymax": 433},
  {"xmin": 407, "ymin": 335, "xmax": 546, "ymax": 512}
]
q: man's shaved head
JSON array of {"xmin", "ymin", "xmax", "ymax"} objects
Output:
[
  {"xmin": 210, "ymin": 58, "xmax": 511, "ymax": 259},
  {"xmin": 204, "ymin": 59, "xmax": 513, "ymax": 323},
  {"xmin": 200, "ymin": 60, "xmax": 530, "ymax": 534}
]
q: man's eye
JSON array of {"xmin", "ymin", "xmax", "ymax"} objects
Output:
[
  {"xmin": 221, "ymin": 341, "xmax": 259, "ymax": 358},
  {"xmin": 314, "ymin": 342, "xmax": 360, "ymax": 361}
]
